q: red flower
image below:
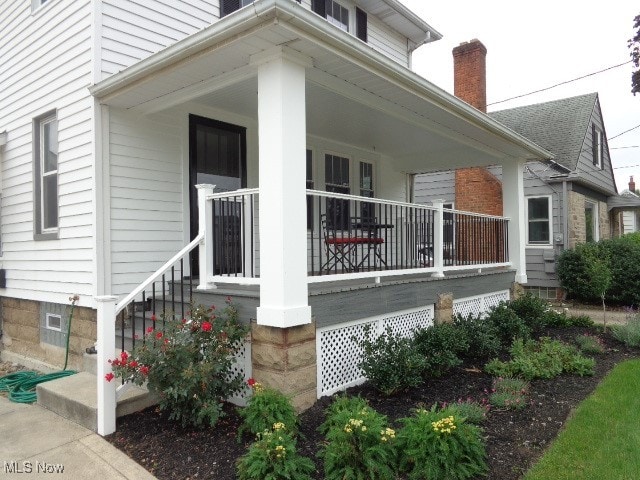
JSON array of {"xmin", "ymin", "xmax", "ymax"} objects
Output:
[
  {"xmin": 129, "ymin": 361, "xmax": 138, "ymax": 368},
  {"xmin": 120, "ymin": 351, "xmax": 129, "ymax": 362},
  {"xmin": 105, "ymin": 372, "xmax": 115, "ymax": 382},
  {"xmin": 164, "ymin": 338, "xmax": 169, "ymax": 344},
  {"xmin": 181, "ymin": 318, "xmax": 187, "ymax": 324},
  {"xmin": 210, "ymin": 305, "xmax": 216, "ymax": 311},
  {"xmin": 155, "ymin": 332, "xmax": 163, "ymax": 339},
  {"xmin": 150, "ymin": 314, "xmax": 157, "ymax": 322},
  {"xmin": 201, "ymin": 321, "xmax": 212, "ymax": 332},
  {"xmin": 225, "ymin": 296, "xmax": 232, "ymax": 303},
  {"xmin": 146, "ymin": 326, "xmax": 154, "ymax": 334},
  {"xmin": 139, "ymin": 365, "xmax": 149, "ymax": 376},
  {"xmin": 247, "ymin": 378, "xmax": 256, "ymax": 387}
]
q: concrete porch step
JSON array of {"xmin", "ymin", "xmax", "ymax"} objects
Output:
[{"xmin": 36, "ymin": 371, "xmax": 158, "ymax": 432}]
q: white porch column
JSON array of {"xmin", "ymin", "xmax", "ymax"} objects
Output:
[
  {"xmin": 502, "ymin": 159, "xmax": 527, "ymax": 284},
  {"xmin": 252, "ymin": 47, "xmax": 313, "ymax": 328},
  {"xmin": 196, "ymin": 184, "xmax": 215, "ymax": 290},
  {"xmin": 431, "ymin": 199, "xmax": 445, "ymax": 278},
  {"xmin": 95, "ymin": 295, "xmax": 117, "ymax": 436}
]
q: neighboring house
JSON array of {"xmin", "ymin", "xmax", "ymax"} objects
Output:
[
  {"xmin": 415, "ymin": 40, "xmax": 621, "ymax": 300},
  {"xmin": 0, "ymin": 1, "xmax": 550, "ymax": 434},
  {"xmin": 609, "ymin": 176, "xmax": 640, "ymax": 235}
]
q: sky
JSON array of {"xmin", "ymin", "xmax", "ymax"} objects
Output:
[{"xmin": 403, "ymin": 0, "xmax": 640, "ymax": 193}]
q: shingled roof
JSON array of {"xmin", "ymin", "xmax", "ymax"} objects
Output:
[{"xmin": 489, "ymin": 93, "xmax": 598, "ymax": 171}]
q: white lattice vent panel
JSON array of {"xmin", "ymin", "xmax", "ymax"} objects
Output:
[
  {"xmin": 317, "ymin": 305, "xmax": 435, "ymax": 398},
  {"xmin": 453, "ymin": 290, "xmax": 510, "ymax": 318},
  {"xmin": 227, "ymin": 337, "xmax": 252, "ymax": 407}
]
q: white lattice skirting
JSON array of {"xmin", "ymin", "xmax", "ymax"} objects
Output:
[
  {"xmin": 227, "ymin": 337, "xmax": 252, "ymax": 407},
  {"xmin": 316, "ymin": 306, "xmax": 435, "ymax": 398},
  {"xmin": 452, "ymin": 290, "xmax": 510, "ymax": 318}
]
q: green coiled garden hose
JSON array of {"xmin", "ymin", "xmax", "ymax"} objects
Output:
[{"xmin": 0, "ymin": 296, "xmax": 78, "ymax": 403}]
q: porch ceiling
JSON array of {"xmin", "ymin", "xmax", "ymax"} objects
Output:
[{"xmin": 91, "ymin": 0, "xmax": 551, "ymax": 173}]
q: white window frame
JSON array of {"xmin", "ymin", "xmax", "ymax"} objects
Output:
[
  {"xmin": 594, "ymin": 128, "xmax": 603, "ymax": 169},
  {"xmin": 31, "ymin": 0, "xmax": 52, "ymax": 12},
  {"xmin": 585, "ymin": 200, "xmax": 599, "ymax": 242},
  {"xmin": 45, "ymin": 313, "xmax": 62, "ymax": 332},
  {"xmin": 34, "ymin": 112, "xmax": 59, "ymax": 239},
  {"xmin": 525, "ymin": 195, "xmax": 553, "ymax": 247},
  {"xmin": 326, "ymin": 0, "xmax": 351, "ymax": 32}
]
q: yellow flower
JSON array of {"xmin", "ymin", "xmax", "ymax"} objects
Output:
[
  {"xmin": 273, "ymin": 422, "xmax": 286, "ymax": 431},
  {"xmin": 361, "ymin": 426, "xmax": 367, "ymax": 432}
]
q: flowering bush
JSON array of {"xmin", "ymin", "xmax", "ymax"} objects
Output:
[
  {"xmin": 106, "ymin": 300, "xmax": 249, "ymax": 427},
  {"xmin": 488, "ymin": 377, "xmax": 529, "ymax": 410},
  {"xmin": 238, "ymin": 379, "xmax": 298, "ymax": 440},
  {"xmin": 396, "ymin": 405, "xmax": 487, "ymax": 480},
  {"xmin": 319, "ymin": 396, "xmax": 397, "ymax": 480},
  {"xmin": 236, "ymin": 422, "xmax": 315, "ymax": 480}
]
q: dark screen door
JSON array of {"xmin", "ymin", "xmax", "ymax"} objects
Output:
[{"xmin": 189, "ymin": 115, "xmax": 247, "ymax": 275}]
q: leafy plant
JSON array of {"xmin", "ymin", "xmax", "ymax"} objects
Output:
[
  {"xmin": 575, "ymin": 334, "xmax": 605, "ymax": 354},
  {"xmin": 508, "ymin": 294, "xmax": 549, "ymax": 332},
  {"xmin": 318, "ymin": 396, "xmax": 397, "ymax": 480},
  {"xmin": 441, "ymin": 398, "xmax": 490, "ymax": 425},
  {"xmin": 107, "ymin": 301, "xmax": 249, "ymax": 427},
  {"xmin": 355, "ymin": 325, "xmax": 427, "ymax": 395},
  {"xmin": 413, "ymin": 323, "xmax": 469, "ymax": 377},
  {"xmin": 486, "ymin": 304, "xmax": 531, "ymax": 348},
  {"xmin": 238, "ymin": 380, "xmax": 298, "ymax": 440},
  {"xmin": 236, "ymin": 422, "xmax": 315, "ymax": 480},
  {"xmin": 396, "ymin": 405, "xmax": 488, "ymax": 480},
  {"xmin": 489, "ymin": 377, "xmax": 529, "ymax": 410},
  {"xmin": 485, "ymin": 337, "xmax": 595, "ymax": 380},
  {"xmin": 453, "ymin": 314, "xmax": 502, "ymax": 361},
  {"xmin": 611, "ymin": 314, "xmax": 640, "ymax": 347}
]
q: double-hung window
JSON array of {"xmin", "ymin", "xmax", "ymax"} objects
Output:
[
  {"xmin": 326, "ymin": 0, "xmax": 349, "ymax": 32},
  {"xmin": 34, "ymin": 112, "xmax": 59, "ymax": 238},
  {"xmin": 526, "ymin": 196, "xmax": 551, "ymax": 245},
  {"xmin": 585, "ymin": 201, "xmax": 598, "ymax": 243}
]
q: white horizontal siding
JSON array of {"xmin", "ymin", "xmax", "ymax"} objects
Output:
[
  {"xmin": 0, "ymin": 0, "xmax": 95, "ymax": 305},
  {"xmin": 99, "ymin": 0, "xmax": 219, "ymax": 79},
  {"xmin": 366, "ymin": 13, "xmax": 408, "ymax": 67},
  {"xmin": 109, "ymin": 109, "xmax": 184, "ymax": 296}
]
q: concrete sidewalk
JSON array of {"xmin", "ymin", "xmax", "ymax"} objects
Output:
[{"xmin": 0, "ymin": 395, "xmax": 156, "ymax": 479}]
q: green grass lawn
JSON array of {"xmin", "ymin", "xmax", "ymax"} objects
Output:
[{"xmin": 524, "ymin": 359, "xmax": 640, "ymax": 480}]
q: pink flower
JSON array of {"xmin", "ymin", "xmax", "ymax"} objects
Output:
[
  {"xmin": 139, "ymin": 366, "xmax": 149, "ymax": 376},
  {"xmin": 146, "ymin": 326, "xmax": 154, "ymax": 334},
  {"xmin": 150, "ymin": 314, "xmax": 157, "ymax": 322},
  {"xmin": 226, "ymin": 296, "xmax": 232, "ymax": 303},
  {"xmin": 105, "ymin": 373, "xmax": 115, "ymax": 382},
  {"xmin": 201, "ymin": 321, "xmax": 212, "ymax": 332},
  {"xmin": 129, "ymin": 361, "xmax": 138, "ymax": 368}
]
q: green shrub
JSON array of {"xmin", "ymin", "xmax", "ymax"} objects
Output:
[
  {"xmin": 442, "ymin": 398, "xmax": 490, "ymax": 425},
  {"xmin": 611, "ymin": 314, "xmax": 640, "ymax": 347},
  {"xmin": 236, "ymin": 423, "xmax": 315, "ymax": 480},
  {"xmin": 489, "ymin": 377, "xmax": 529, "ymax": 410},
  {"xmin": 575, "ymin": 334, "xmax": 605, "ymax": 354},
  {"xmin": 485, "ymin": 337, "xmax": 595, "ymax": 380},
  {"xmin": 319, "ymin": 397, "xmax": 397, "ymax": 480},
  {"xmin": 557, "ymin": 243, "xmax": 602, "ymax": 303},
  {"xmin": 107, "ymin": 302, "xmax": 249, "ymax": 427},
  {"xmin": 238, "ymin": 381, "xmax": 298, "ymax": 440},
  {"xmin": 508, "ymin": 294, "xmax": 549, "ymax": 332},
  {"xmin": 396, "ymin": 405, "xmax": 488, "ymax": 480},
  {"xmin": 453, "ymin": 314, "xmax": 502, "ymax": 361},
  {"xmin": 413, "ymin": 323, "xmax": 469, "ymax": 377},
  {"xmin": 486, "ymin": 305, "xmax": 531, "ymax": 347},
  {"xmin": 355, "ymin": 325, "xmax": 427, "ymax": 395},
  {"xmin": 567, "ymin": 314, "xmax": 595, "ymax": 327}
]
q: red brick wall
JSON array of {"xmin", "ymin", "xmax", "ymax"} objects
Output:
[
  {"xmin": 453, "ymin": 39, "xmax": 487, "ymax": 112},
  {"xmin": 455, "ymin": 168, "xmax": 503, "ymax": 216}
]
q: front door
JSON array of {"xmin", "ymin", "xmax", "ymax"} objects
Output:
[{"xmin": 189, "ymin": 115, "xmax": 247, "ymax": 275}]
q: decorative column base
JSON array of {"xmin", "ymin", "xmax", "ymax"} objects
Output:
[
  {"xmin": 511, "ymin": 282, "xmax": 525, "ymax": 301},
  {"xmin": 250, "ymin": 320, "xmax": 317, "ymax": 412},
  {"xmin": 434, "ymin": 292, "xmax": 454, "ymax": 325}
]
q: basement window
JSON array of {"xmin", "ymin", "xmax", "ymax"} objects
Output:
[{"xmin": 45, "ymin": 313, "xmax": 62, "ymax": 332}]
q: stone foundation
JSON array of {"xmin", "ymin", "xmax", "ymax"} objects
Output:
[
  {"xmin": 1, "ymin": 297, "xmax": 96, "ymax": 371},
  {"xmin": 250, "ymin": 320, "xmax": 317, "ymax": 412},
  {"xmin": 434, "ymin": 292, "xmax": 453, "ymax": 324}
]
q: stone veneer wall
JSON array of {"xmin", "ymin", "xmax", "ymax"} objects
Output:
[
  {"xmin": 567, "ymin": 191, "xmax": 610, "ymax": 248},
  {"xmin": 1, "ymin": 297, "xmax": 96, "ymax": 370}
]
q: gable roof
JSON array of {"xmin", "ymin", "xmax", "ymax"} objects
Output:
[{"xmin": 489, "ymin": 93, "xmax": 598, "ymax": 171}]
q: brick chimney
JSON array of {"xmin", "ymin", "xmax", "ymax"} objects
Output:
[
  {"xmin": 452, "ymin": 39, "xmax": 502, "ymax": 216},
  {"xmin": 453, "ymin": 39, "xmax": 487, "ymax": 112},
  {"xmin": 630, "ymin": 176, "xmax": 636, "ymax": 192}
]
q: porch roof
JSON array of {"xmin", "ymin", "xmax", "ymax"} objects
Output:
[{"xmin": 90, "ymin": 0, "xmax": 552, "ymax": 173}]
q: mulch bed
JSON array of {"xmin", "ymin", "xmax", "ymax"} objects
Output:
[{"xmin": 106, "ymin": 326, "xmax": 640, "ymax": 479}]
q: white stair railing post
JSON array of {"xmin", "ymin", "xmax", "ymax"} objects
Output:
[
  {"xmin": 432, "ymin": 199, "xmax": 445, "ymax": 278},
  {"xmin": 95, "ymin": 295, "xmax": 117, "ymax": 436},
  {"xmin": 196, "ymin": 184, "xmax": 216, "ymax": 290}
]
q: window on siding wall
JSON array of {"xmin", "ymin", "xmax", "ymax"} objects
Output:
[
  {"xmin": 355, "ymin": 7, "xmax": 367, "ymax": 42},
  {"xmin": 306, "ymin": 149, "xmax": 314, "ymax": 230},
  {"xmin": 526, "ymin": 196, "xmax": 551, "ymax": 245},
  {"xmin": 585, "ymin": 201, "xmax": 598, "ymax": 242},
  {"xmin": 592, "ymin": 125, "xmax": 603, "ymax": 169},
  {"xmin": 327, "ymin": 0, "xmax": 349, "ymax": 32},
  {"xmin": 34, "ymin": 112, "xmax": 59, "ymax": 239},
  {"xmin": 325, "ymin": 154, "xmax": 350, "ymax": 229},
  {"xmin": 359, "ymin": 161, "xmax": 374, "ymax": 220}
]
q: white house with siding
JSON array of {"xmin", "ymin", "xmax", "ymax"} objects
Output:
[{"xmin": 0, "ymin": 0, "xmax": 550, "ymax": 435}]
